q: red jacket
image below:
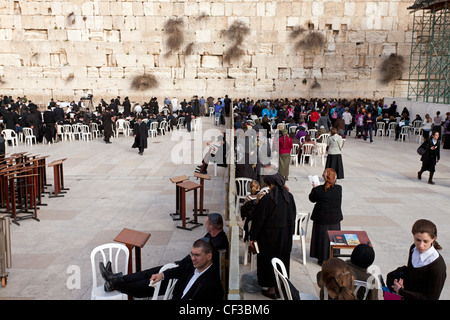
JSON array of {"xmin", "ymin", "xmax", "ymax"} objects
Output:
[
  {"xmin": 310, "ymin": 111, "xmax": 320, "ymax": 122},
  {"xmin": 279, "ymin": 136, "xmax": 293, "ymax": 154}
]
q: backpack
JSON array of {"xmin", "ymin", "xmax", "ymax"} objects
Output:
[
  {"xmin": 357, "ymin": 116, "xmax": 364, "ymax": 126},
  {"xmin": 332, "ymin": 110, "xmax": 337, "ymax": 119}
]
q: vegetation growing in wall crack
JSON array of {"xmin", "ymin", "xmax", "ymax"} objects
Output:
[
  {"xmin": 130, "ymin": 74, "xmax": 159, "ymax": 91},
  {"xmin": 163, "ymin": 17, "xmax": 184, "ymax": 56},
  {"xmin": 378, "ymin": 53, "xmax": 405, "ymax": 85},
  {"xmin": 311, "ymin": 77, "xmax": 321, "ymax": 90},
  {"xmin": 223, "ymin": 20, "xmax": 250, "ymax": 61}
]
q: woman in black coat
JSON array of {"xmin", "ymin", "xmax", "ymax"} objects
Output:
[
  {"xmin": 388, "ymin": 219, "xmax": 446, "ymax": 300},
  {"xmin": 249, "ymin": 173, "xmax": 297, "ymax": 299},
  {"xmin": 309, "ymin": 168, "xmax": 343, "ymax": 265},
  {"xmin": 418, "ymin": 131, "xmax": 440, "ymax": 185}
]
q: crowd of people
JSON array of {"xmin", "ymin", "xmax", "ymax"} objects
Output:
[
  {"xmin": 230, "ymin": 97, "xmax": 447, "ymax": 301},
  {"xmin": 241, "ymin": 166, "xmax": 446, "ymax": 301},
  {"xmin": 0, "ymin": 94, "xmax": 233, "ymax": 146},
  {"xmin": 1, "ymin": 93, "xmax": 447, "ymax": 301}
]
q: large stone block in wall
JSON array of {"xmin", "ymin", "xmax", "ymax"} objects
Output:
[
  {"xmin": 201, "ymin": 55, "xmax": 223, "ymax": 68},
  {"xmin": 227, "ymin": 67, "xmax": 257, "ymax": 79},
  {"xmin": 0, "ymin": 53, "xmax": 21, "ymax": 66},
  {"xmin": 197, "ymin": 68, "xmax": 227, "ymax": 79}
]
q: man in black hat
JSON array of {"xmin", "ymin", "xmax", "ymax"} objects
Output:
[
  {"xmin": 346, "ymin": 243, "xmax": 381, "ymax": 300},
  {"xmin": 132, "ymin": 115, "xmax": 148, "ymax": 155},
  {"xmin": 102, "ymin": 108, "xmax": 114, "ymax": 143},
  {"xmin": 316, "ymin": 243, "xmax": 381, "ymax": 300}
]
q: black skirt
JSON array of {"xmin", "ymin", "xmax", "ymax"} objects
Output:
[
  {"xmin": 443, "ymin": 134, "xmax": 450, "ymax": 149},
  {"xmin": 326, "ymin": 154, "xmax": 344, "ymax": 179},
  {"xmin": 310, "ymin": 222, "xmax": 341, "ymax": 263}
]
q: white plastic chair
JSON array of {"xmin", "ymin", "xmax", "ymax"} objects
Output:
[
  {"xmin": 2, "ymin": 129, "xmax": 18, "ymax": 146},
  {"xmin": 23, "ymin": 127, "xmax": 37, "ymax": 145},
  {"xmin": 90, "ymin": 243, "xmax": 129, "ymax": 300},
  {"xmin": 209, "ymin": 106, "xmax": 214, "ymax": 118},
  {"xmin": 288, "ymin": 126, "xmax": 297, "ymax": 134},
  {"xmin": 293, "ymin": 212, "xmax": 311, "ymax": 265},
  {"xmin": 115, "ymin": 119, "xmax": 127, "ymax": 137},
  {"xmin": 193, "ymin": 118, "xmax": 201, "ymax": 131},
  {"xmin": 354, "ymin": 280, "xmax": 370, "ymax": 300},
  {"xmin": 62, "ymin": 125, "xmax": 73, "ymax": 141},
  {"xmin": 399, "ymin": 125, "xmax": 411, "ymax": 142},
  {"xmin": 125, "ymin": 121, "xmax": 133, "ymax": 136},
  {"xmin": 81, "ymin": 124, "xmax": 92, "ymax": 141},
  {"xmin": 314, "ymin": 143, "xmax": 327, "ymax": 167},
  {"xmin": 416, "ymin": 129, "xmax": 424, "ymax": 144},
  {"xmin": 235, "ymin": 177, "xmax": 252, "ymax": 216},
  {"xmin": 272, "ymin": 258, "xmax": 319, "ymax": 300},
  {"xmin": 272, "ymin": 258, "xmax": 292, "ymax": 300},
  {"xmin": 387, "ymin": 122, "xmax": 397, "ymax": 139},
  {"xmin": 413, "ymin": 121, "xmax": 422, "ymax": 135},
  {"xmin": 159, "ymin": 120, "xmax": 167, "ymax": 135},
  {"xmin": 177, "ymin": 117, "xmax": 185, "ymax": 130},
  {"xmin": 308, "ymin": 129, "xmax": 318, "ymax": 139},
  {"xmin": 317, "ymin": 133, "xmax": 330, "ymax": 144},
  {"xmin": 323, "ymin": 279, "xmax": 370, "ymax": 300},
  {"xmin": 300, "ymin": 144, "xmax": 315, "ymax": 166},
  {"xmin": 290, "ymin": 143, "xmax": 299, "ymax": 166},
  {"xmin": 57, "ymin": 124, "xmax": 64, "ymax": 141},
  {"xmin": 72, "ymin": 124, "xmax": 82, "ymax": 140},
  {"xmin": 376, "ymin": 122, "xmax": 385, "ymax": 136},
  {"xmin": 90, "ymin": 122, "xmax": 100, "ymax": 138},
  {"xmin": 151, "ymin": 263, "xmax": 179, "ymax": 300},
  {"xmin": 149, "ymin": 121, "xmax": 159, "ymax": 138}
]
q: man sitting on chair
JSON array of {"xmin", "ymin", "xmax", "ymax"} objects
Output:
[
  {"xmin": 150, "ymin": 238, "xmax": 224, "ymax": 300},
  {"xmin": 99, "ymin": 213, "xmax": 228, "ymax": 299}
]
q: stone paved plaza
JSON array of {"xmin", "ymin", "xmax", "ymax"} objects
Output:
[{"xmin": 0, "ymin": 116, "xmax": 449, "ymax": 300}]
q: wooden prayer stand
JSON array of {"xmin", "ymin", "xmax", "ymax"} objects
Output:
[
  {"xmin": 169, "ymin": 175, "xmax": 189, "ymax": 221},
  {"xmin": 16, "ymin": 155, "xmax": 47, "ymax": 207},
  {"xmin": 114, "ymin": 228, "xmax": 151, "ymax": 300},
  {"xmin": 47, "ymin": 158, "xmax": 68, "ymax": 198},
  {"xmin": 193, "ymin": 171, "xmax": 210, "ymax": 216},
  {"xmin": 1, "ymin": 165, "xmax": 39, "ymax": 226},
  {"xmin": 28, "ymin": 155, "xmax": 51, "ymax": 198},
  {"xmin": 176, "ymin": 180, "xmax": 203, "ymax": 231}
]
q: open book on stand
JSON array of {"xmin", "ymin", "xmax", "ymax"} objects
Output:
[{"xmin": 344, "ymin": 234, "xmax": 360, "ymax": 245}]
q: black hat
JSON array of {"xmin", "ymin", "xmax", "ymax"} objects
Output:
[{"xmin": 351, "ymin": 244, "xmax": 375, "ymax": 269}]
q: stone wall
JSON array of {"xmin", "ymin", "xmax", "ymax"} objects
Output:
[{"xmin": 0, "ymin": 0, "xmax": 414, "ymax": 105}]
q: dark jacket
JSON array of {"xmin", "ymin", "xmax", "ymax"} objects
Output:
[
  {"xmin": 399, "ymin": 244, "xmax": 447, "ymax": 300},
  {"xmin": 420, "ymin": 138, "xmax": 440, "ymax": 172},
  {"xmin": 309, "ymin": 184, "xmax": 343, "ymax": 225},
  {"xmin": 163, "ymin": 261, "xmax": 224, "ymax": 301}
]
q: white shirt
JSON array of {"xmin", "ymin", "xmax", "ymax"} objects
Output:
[
  {"xmin": 411, "ymin": 246, "xmax": 439, "ymax": 268},
  {"xmin": 343, "ymin": 112, "xmax": 352, "ymax": 125},
  {"xmin": 182, "ymin": 264, "xmax": 212, "ymax": 298}
]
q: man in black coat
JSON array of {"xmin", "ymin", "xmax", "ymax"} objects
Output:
[
  {"xmin": 185, "ymin": 102, "xmax": 194, "ymax": 132},
  {"xmin": 224, "ymin": 95, "xmax": 232, "ymax": 117},
  {"xmin": 123, "ymin": 97, "xmax": 131, "ymax": 117},
  {"xmin": 418, "ymin": 130, "xmax": 441, "ymax": 184},
  {"xmin": 43, "ymin": 106, "xmax": 57, "ymax": 143},
  {"xmin": 151, "ymin": 238, "xmax": 224, "ymax": 300},
  {"xmin": 102, "ymin": 109, "xmax": 114, "ymax": 143},
  {"xmin": 53, "ymin": 104, "xmax": 65, "ymax": 124},
  {"xmin": 99, "ymin": 214, "xmax": 228, "ymax": 299},
  {"xmin": 3, "ymin": 108, "xmax": 17, "ymax": 131},
  {"xmin": 131, "ymin": 115, "xmax": 148, "ymax": 155}
]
